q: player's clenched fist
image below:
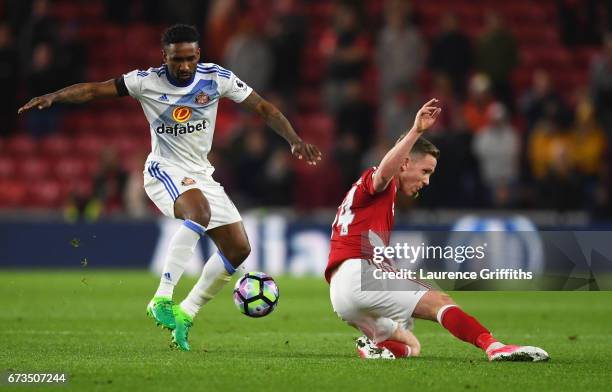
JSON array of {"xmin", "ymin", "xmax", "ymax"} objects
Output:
[{"xmin": 413, "ymin": 98, "xmax": 441, "ymax": 133}]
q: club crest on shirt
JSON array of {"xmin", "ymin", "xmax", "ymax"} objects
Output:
[
  {"xmin": 195, "ymin": 92, "xmax": 210, "ymax": 105},
  {"xmin": 181, "ymin": 177, "xmax": 196, "ymax": 186}
]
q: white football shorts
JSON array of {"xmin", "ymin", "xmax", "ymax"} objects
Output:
[
  {"xmin": 143, "ymin": 159, "xmax": 242, "ymax": 230},
  {"xmin": 329, "ymin": 259, "xmax": 429, "ymax": 343}
]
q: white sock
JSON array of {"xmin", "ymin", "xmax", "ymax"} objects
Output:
[
  {"xmin": 154, "ymin": 220, "xmax": 206, "ymax": 298},
  {"xmin": 180, "ymin": 250, "xmax": 236, "ymax": 318},
  {"xmin": 436, "ymin": 304, "xmax": 458, "ymax": 325}
]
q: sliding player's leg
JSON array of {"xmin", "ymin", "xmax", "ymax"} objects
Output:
[
  {"xmin": 381, "ymin": 324, "xmax": 421, "ymax": 357},
  {"xmin": 330, "ymin": 259, "xmax": 426, "ymax": 359},
  {"xmin": 369, "ymin": 291, "xmax": 429, "ymax": 359},
  {"xmin": 413, "ymin": 291, "xmax": 549, "ymax": 361},
  {"xmin": 147, "ymin": 188, "xmax": 210, "ymax": 330}
]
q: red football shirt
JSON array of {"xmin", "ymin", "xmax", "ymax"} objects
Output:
[{"xmin": 325, "ymin": 167, "xmax": 396, "ymax": 282}]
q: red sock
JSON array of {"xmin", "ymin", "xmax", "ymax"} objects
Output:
[
  {"xmin": 439, "ymin": 306, "xmax": 498, "ymax": 351},
  {"xmin": 377, "ymin": 340, "xmax": 410, "ymax": 358}
]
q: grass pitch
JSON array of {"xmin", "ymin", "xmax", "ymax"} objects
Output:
[{"xmin": 2, "ymin": 270, "xmax": 611, "ymax": 391}]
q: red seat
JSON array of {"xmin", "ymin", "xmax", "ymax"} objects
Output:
[
  {"xmin": 61, "ymin": 177, "xmax": 94, "ymax": 200},
  {"xmin": 110, "ymin": 135, "xmax": 142, "ymax": 159},
  {"xmin": 18, "ymin": 157, "xmax": 51, "ymax": 179},
  {"xmin": 6, "ymin": 135, "xmax": 37, "ymax": 157},
  {"xmin": 96, "ymin": 114, "xmax": 124, "ymax": 133},
  {"xmin": 125, "ymin": 115, "xmax": 150, "ymax": 134},
  {"xmin": 0, "ymin": 156, "xmax": 15, "ymax": 179},
  {"xmin": 0, "ymin": 180, "xmax": 27, "ymax": 208},
  {"xmin": 66, "ymin": 112, "xmax": 97, "ymax": 134},
  {"xmin": 74, "ymin": 135, "xmax": 105, "ymax": 158},
  {"xmin": 26, "ymin": 179, "xmax": 64, "ymax": 208},
  {"xmin": 54, "ymin": 157, "xmax": 87, "ymax": 180},
  {"xmin": 68, "ymin": 157, "xmax": 101, "ymax": 178},
  {"xmin": 40, "ymin": 135, "xmax": 73, "ymax": 157}
]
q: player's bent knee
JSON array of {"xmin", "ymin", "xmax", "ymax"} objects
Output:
[
  {"xmin": 186, "ymin": 209, "xmax": 211, "ymax": 228},
  {"xmin": 430, "ymin": 292, "xmax": 456, "ymax": 320},
  {"xmin": 414, "ymin": 290, "xmax": 456, "ymax": 321},
  {"xmin": 437, "ymin": 292, "xmax": 455, "ymax": 307},
  {"xmin": 179, "ymin": 201, "xmax": 211, "ymax": 227},
  {"xmin": 430, "ymin": 291, "xmax": 455, "ymax": 312},
  {"xmin": 174, "ymin": 189, "xmax": 212, "ymax": 227},
  {"xmin": 233, "ymin": 242, "xmax": 251, "ymax": 264},
  {"xmin": 222, "ymin": 241, "xmax": 251, "ymax": 267}
]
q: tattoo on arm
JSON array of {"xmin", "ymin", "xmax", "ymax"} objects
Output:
[
  {"xmin": 241, "ymin": 91, "xmax": 301, "ymax": 145},
  {"xmin": 264, "ymin": 105, "xmax": 301, "ymax": 145},
  {"xmin": 240, "ymin": 91, "xmax": 263, "ymax": 111},
  {"xmin": 53, "ymin": 80, "xmax": 118, "ymax": 104},
  {"xmin": 53, "ymin": 83, "xmax": 96, "ymax": 103}
]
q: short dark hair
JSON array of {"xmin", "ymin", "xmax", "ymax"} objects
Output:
[
  {"xmin": 161, "ymin": 24, "xmax": 199, "ymax": 47},
  {"xmin": 396, "ymin": 134, "xmax": 440, "ymax": 159}
]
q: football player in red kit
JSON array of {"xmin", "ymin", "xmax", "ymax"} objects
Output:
[{"xmin": 326, "ymin": 99, "xmax": 549, "ymax": 361}]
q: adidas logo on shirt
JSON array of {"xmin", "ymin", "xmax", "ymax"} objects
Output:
[{"xmin": 159, "ymin": 94, "xmax": 169, "ymax": 102}]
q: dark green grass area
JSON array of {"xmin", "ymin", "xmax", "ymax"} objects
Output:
[{"xmin": 1, "ymin": 270, "xmax": 611, "ymax": 392}]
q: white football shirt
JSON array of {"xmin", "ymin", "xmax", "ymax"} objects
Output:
[{"xmin": 121, "ymin": 63, "xmax": 252, "ymax": 174}]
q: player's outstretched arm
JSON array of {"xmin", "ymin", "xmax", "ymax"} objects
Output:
[
  {"xmin": 240, "ymin": 91, "xmax": 322, "ymax": 165},
  {"xmin": 372, "ymin": 98, "xmax": 441, "ymax": 192},
  {"xmin": 17, "ymin": 79, "xmax": 120, "ymax": 114}
]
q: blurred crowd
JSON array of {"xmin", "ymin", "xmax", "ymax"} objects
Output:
[{"xmin": 2, "ymin": 0, "xmax": 612, "ymax": 219}]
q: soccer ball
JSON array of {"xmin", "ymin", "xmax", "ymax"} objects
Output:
[{"xmin": 233, "ymin": 272, "xmax": 279, "ymax": 318}]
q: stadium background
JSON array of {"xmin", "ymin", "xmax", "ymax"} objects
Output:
[{"xmin": 1, "ymin": 0, "xmax": 612, "ymax": 270}]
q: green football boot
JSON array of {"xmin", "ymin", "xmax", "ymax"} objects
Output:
[
  {"xmin": 146, "ymin": 297, "xmax": 176, "ymax": 330},
  {"xmin": 171, "ymin": 305, "xmax": 193, "ymax": 352}
]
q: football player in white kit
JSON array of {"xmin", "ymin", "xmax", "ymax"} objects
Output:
[{"xmin": 18, "ymin": 24, "xmax": 322, "ymax": 351}]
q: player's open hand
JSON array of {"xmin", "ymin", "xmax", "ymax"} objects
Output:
[
  {"xmin": 413, "ymin": 98, "xmax": 442, "ymax": 133},
  {"xmin": 17, "ymin": 94, "xmax": 55, "ymax": 114},
  {"xmin": 291, "ymin": 140, "xmax": 322, "ymax": 165}
]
